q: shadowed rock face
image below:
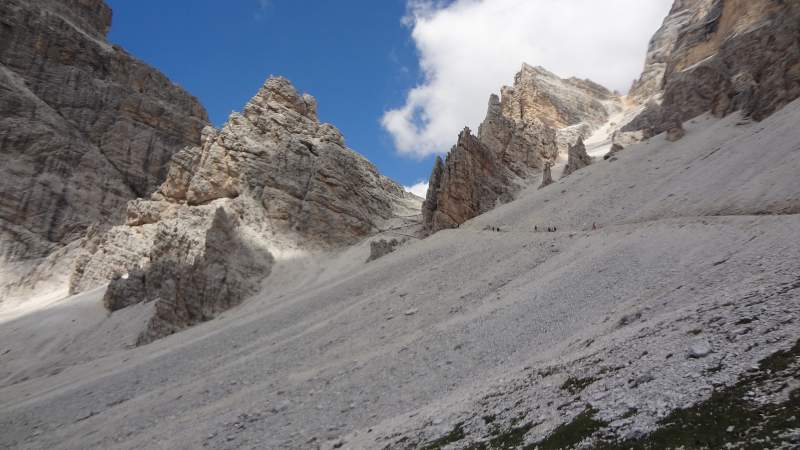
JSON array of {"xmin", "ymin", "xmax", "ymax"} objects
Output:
[
  {"xmin": 70, "ymin": 77, "xmax": 419, "ymax": 295},
  {"xmin": 104, "ymin": 208, "xmax": 274, "ymax": 345},
  {"xmin": 423, "ymin": 128, "xmax": 524, "ymax": 232},
  {"xmin": 625, "ymin": 0, "xmax": 800, "ymax": 137},
  {"xmin": 0, "ymin": 0, "xmax": 208, "ymax": 265},
  {"xmin": 423, "ymin": 65, "xmax": 616, "ymax": 234}
]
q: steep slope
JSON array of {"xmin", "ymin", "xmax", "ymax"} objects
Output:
[
  {"xmin": 0, "ymin": 0, "xmax": 208, "ymax": 300},
  {"xmin": 2, "ymin": 93, "xmax": 798, "ymax": 449},
  {"xmin": 423, "ymin": 65, "xmax": 619, "ymax": 234}
]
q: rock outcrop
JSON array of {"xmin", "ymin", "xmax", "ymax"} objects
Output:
[
  {"xmin": 423, "ymin": 127, "xmax": 527, "ymax": 232},
  {"xmin": 104, "ymin": 208, "xmax": 273, "ymax": 344},
  {"xmin": 625, "ymin": 0, "xmax": 800, "ymax": 138},
  {"xmin": 628, "ymin": 0, "xmax": 709, "ymax": 103},
  {"xmin": 561, "ymin": 138, "xmax": 592, "ymax": 178},
  {"xmin": 366, "ymin": 238, "xmax": 405, "ymax": 263},
  {"xmin": 71, "ymin": 77, "xmax": 420, "ymax": 296},
  {"xmin": 423, "ymin": 65, "xmax": 619, "ymax": 234},
  {"xmin": 539, "ymin": 163, "xmax": 554, "ymax": 190},
  {"xmin": 0, "ymin": 0, "xmax": 208, "ymax": 297}
]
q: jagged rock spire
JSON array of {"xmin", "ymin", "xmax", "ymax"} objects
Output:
[{"xmin": 561, "ymin": 138, "xmax": 592, "ymax": 178}]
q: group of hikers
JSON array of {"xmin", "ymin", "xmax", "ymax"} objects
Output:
[
  {"xmin": 485, "ymin": 225, "xmax": 560, "ymax": 232},
  {"xmin": 480, "ymin": 222, "xmax": 599, "ymax": 233}
]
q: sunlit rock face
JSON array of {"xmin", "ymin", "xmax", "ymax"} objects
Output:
[
  {"xmin": 625, "ymin": 0, "xmax": 800, "ymax": 137},
  {"xmin": 423, "ymin": 64, "xmax": 618, "ymax": 234},
  {"xmin": 71, "ymin": 77, "xmax": 420, "ymax": 295}
]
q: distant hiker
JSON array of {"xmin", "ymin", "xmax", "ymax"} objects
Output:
[
  {"xmin": 534, "ymin": 225, "xmax": 538, "ymax": 232},
  {"xmin": 592, "ymin": 222, "xmax": 597, "ymax": 231}
]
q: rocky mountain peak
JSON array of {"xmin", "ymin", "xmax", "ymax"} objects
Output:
[
  {"xmin": 246, "ymin": 76, "xmax": 319, "ymax": 123},
  {"xmin": 70, "ymin": 76, "xmax": 420, "ymax": 298},
  {"xmin": 423, "ymin": 63, "xmax": 619, "ymax": 234}
]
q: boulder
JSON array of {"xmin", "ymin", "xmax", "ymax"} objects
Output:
[{"xmin": 367, "ymin": 238, "xmax": 405, "ymax": 263}]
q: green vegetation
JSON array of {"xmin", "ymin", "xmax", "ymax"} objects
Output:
[
  {"xmin": 415, "ymin": 340, "xmax": 800, "ymax": 450},
  {"xmin": 534, "ymin": 408, "xmax": 608, "ymax": 450},
  {"xmin": 560, "ymin": 376, "xmax": 597, "ymax": 395},
  {"xmin": 595, "ymin": 339, "xmax": 800, "ymax": 450},
  {"xmin": 420, "ymin": 422, "xmax": 465, "ymax": 450}
]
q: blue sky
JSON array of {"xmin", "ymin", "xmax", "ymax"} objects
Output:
[
  {"xmin": 106, "ymin": 1, "xmax": 672, "ymax": 194},
  {"xmin": 106, "ymin": 0, "xmax": 436, "ymax": 189}
]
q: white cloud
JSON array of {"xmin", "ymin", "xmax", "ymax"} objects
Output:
[
  {"xmin": 384, "ymin": 0, "xmax": 674, "ymax": 157},
  {"xmin": 404, "ymin": 181, "xmax": 430, "ymax": 198}
]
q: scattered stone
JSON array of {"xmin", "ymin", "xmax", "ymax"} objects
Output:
[
  {"xmin": 665, "ymin": 114, "xmax": 686, "ymax": 142},
  {"xmin": 688, "ymin": 340, "xmax": 713, "ymax": 359}
]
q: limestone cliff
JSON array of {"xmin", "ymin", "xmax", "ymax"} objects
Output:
[
  {"xmin": 625, "ymin": 0, "xmax": 800, "ymax": 138},
  {"xmin": 0, "ymin": 0, "xmax": 208, "ymax": 296},
  {"xmin": 423, "ymin": 65, "xmax": 618, "ymax": 234},
  {"xmin": 71, "ymin": 77, "xmax": 420, "ymax": 296}
]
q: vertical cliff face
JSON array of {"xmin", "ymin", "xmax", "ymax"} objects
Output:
[
  {"xmin": 625, "ymin": 0, "xmax": 800, "ymax": 137},
  {"xmin": 423, "ymin": 64, "xmax": 618, "ymax": 234},
  {"xmin": 628, "ymin": 0, "xmax": 716, "ymax": 103},
  {"xmin": 0, "ymin": 0, "xmax": 209, "ymax": 269}
]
